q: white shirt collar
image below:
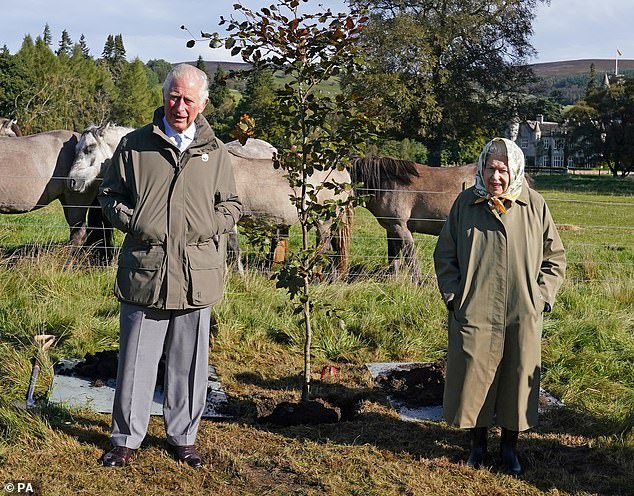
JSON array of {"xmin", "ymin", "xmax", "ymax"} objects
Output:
[{"xmin": 162, "ymin": 116, "xmax": 196, "ymax": 151}]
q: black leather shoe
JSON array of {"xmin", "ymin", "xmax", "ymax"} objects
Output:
[
  {"xmin": 500, "ymin": 428, "xmax": 523, "ymax": 477},
  {"xmin": 101, "ymin": 446, "xmax": 135, "ymax": 467},
  {"xmin": 167, "ymin": 444, "xmax": 204, "ymax": 468},
  {"xmin": 466, "ymin": 427, "xmax": 488, "ymax": 469}
]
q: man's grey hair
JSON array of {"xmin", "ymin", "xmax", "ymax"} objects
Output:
[{"xmin": 162, "ymin": 63, "xmax": 209, "ymax": 104}]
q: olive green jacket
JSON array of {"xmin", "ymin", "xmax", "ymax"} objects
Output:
[
  {"xmin": 99, "ymin": 108, "xmax": 242, "ymax": 309},
  {"xmin": 433, "ymin": 185, "xmax": 565, "ymax": 431}
]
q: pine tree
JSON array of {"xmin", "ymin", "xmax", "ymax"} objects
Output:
[
  {"xmin": 20, "ymin": 34, "xmax": 35, "ymax": 53},
  {"xmin": 147, "ymin": 59, "xmax": 173, "ymax": 83},
  {"xmin": 78, "ymin": 34, "xmax": 90, "ymax": 58},
  {"xmin": 235, "ymin": 68, "xmax": 282, "ymax": 143},
  {"xmin": 43, "ymin": 23, "xmax": 52, "ymax": 46},
  {"xmin": 195, "ymin": 55, "xmax": 209, "ymax": 76},
  {"xmin": 0, "ymin": 49, "xmax": 30, "ymax": 118},
  {"xmin": 586, "ymin": 63, "xmax": 599, "ymax": 98},
  {"xmin": 12, "ymin": 35, "xmax": 68, "ymax": 132},
  {"xmin": 204, "ymin": 66, "xmax": 235, "ymax": 139},
  {"xmin": 112, "ymin": 58, "xmax": 158, "ymax": 127},
  {"xmin": 209, "ymin": 66, "xmax": 227, "ymax": 108},
  {"xmin": 68, "ymin": 43, "xmax": 118, "ymax": 127},
  {"xmin": 56, "ymin": 29, "xmax": 73, "ymax": 57},
  {"xmin": 101, "ymin": 35, "xmax": 115, "ymax": 61},
  {"xmin": 101, "ymin": 34, "xmax": 127, "ymax": 82},
  {"xmin": 113, "ymin": 34, "xmax": 126, "ymax": 62}
]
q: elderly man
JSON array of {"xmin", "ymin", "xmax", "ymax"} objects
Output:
[{"xmin": 98, "ymin": 64, "xmax": 241, "ymax": 468}]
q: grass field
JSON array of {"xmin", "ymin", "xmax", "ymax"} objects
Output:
[{"xmin": 0, "ymin": 174, "xmax": 632, "ymax": 495}]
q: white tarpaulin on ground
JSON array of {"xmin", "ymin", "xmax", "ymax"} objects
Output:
[
  {"xmin": 366, "ymin": 362, "xmax": 563, "ymax": 423},
  {"xmin": 49, "ymin": 360, "xmax": 230, "ymax": 418}
]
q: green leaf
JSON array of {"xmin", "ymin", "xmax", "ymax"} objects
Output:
[{"xmin": 186, "ymin": 40, "xmax": 195, "ymax": 48}]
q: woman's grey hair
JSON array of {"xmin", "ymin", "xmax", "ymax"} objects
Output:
[
  {"xmin": 162, "ymin": 63, "xmax": 209, "ymax": 104},
  {"xmin": 485, "ymin": 138, "xmax": 508, "ymax": 163}
]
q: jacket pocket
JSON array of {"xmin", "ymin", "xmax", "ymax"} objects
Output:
[
  {"xmin": 115, "ymin": 241, "xmax": 165, "ymax": 306},
  {"xmin": 187, "ymin": 241, "xmax": 224, "ymax": 305}
]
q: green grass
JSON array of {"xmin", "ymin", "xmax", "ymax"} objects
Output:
[{"xmin": 0, "ymin": 176, "xmax": 633, "ymax": 494}]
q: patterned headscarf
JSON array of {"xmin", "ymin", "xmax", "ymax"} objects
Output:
[{"xmin": 474, "ymin": 137, "xmax": 525, "ymax": 215}]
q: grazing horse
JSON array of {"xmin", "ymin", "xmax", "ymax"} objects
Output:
[
  {"xmin": 228, "ymin": 150, "xmax": 353, "ymax": 276},
  {"xmin": 350, "ymin": 156, "xmax": 477, "ymax": 279},
  {"xmin": 0, "ymin": 130, "xmax": 98, "ymax": 246},
  {"xmin": 67, "ymin": 124, "xmax": 134, "ymax": 263},
  {"xmin": 67, "ymin": 127, "xmax": 353, "ymax": 275},
  {"xmin": 0, "ymin": 118, "xmax": 22, "ymax": 137}
]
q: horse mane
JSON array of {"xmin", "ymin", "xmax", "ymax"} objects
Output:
[
  {"xmin": 11, "ymin": 121, "xmax": 22, "ymax": 136},
  {"xmin": 350, "ymin": 156, "xmax": 420, "ymax": 196},
  {"xmin": 0, "ymin": 118, "xmax": 22, "ymax": 137},
  {"xmin": 83, "ymin": 122, "xmax": 114, "ymax": 138}
]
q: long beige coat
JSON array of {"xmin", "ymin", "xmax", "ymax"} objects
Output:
[{"xmin": 433, "ymin": 185, "xmax": 565, "ymax": 431}]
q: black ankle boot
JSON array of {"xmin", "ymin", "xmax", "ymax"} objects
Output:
[
  {"xmin": 466, "ymin": 427, "xmax": 488, "ymax": 469},
  {"xmin": 500, "ymin": 428, "xmax": 523, "ymax": 477}
]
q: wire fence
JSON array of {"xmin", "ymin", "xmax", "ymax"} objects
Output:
[{"xmin": 1, "ymin": 181, "xmax": 633, "ymax": 283}]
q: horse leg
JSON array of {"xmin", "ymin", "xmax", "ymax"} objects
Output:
[
  {"xmin": 269, "ymin": 226, "xmax": 289, "ymax": 266},
  {"xmin": 61, "ymin": 202, "xmax": 88, "ymax": 249},
  {"xmin": 398, "ymin": 228, "xmax": 422, "ymax": 282},
  {"xmin": 226, "ymin": 225, "xmax": 244, "ymax": 275},
  {"xmin": 386, "ymin": 230, "xmax": 403, "ymax": 275},
  {"xmin": 387, "ymin": 225, "xmax": 421, "ymax": 281},
  {"xmin": 313, "ymin": 220, "xmax": 335, "ymax": 281},
  {"xmin": 85, "ymin": 198, "xmax": 114, "ymax": 265}
]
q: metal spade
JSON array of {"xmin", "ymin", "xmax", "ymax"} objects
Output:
[{"xmin": 14, "ymin": 334, "xmax": 56, "ymax": 410}]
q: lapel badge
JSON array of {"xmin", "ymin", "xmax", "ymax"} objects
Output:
[{"xmin": 202, "ymin": 153, "xmax": 209, "ymax": 162}]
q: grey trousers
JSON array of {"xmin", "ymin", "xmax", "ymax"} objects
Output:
[{"xmin": 110, "ymin": 303, "xmax": 211, "ymax": 449}]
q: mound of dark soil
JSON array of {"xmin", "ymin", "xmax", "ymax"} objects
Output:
[
  {"xmin": 259, "ymin": 400, "xmax": 340, "ymax": 426},
  {"xmin": 56, "ymin": 350, "xmax": 166, "ymax": 387},
  {"xmin": 374, "ymin": 358, "xmax": 446, "ymax": 407}
]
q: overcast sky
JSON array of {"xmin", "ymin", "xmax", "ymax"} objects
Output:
[{"xmin": 0, "ymin": 0, "xmax": 632, "ymax": 65}]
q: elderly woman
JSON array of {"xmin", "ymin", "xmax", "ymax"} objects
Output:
[{"xmin": 433, "ymin": 138, "xmax": 566, "ymax": 476}]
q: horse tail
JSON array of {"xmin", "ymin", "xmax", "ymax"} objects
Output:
[
  {"xmin": 332, "ymin": 203, "xmax": 353, "ymax": 278},
  {"xmin": 351, "ymin": 156, "xmax": 380, "ymax": 200}
]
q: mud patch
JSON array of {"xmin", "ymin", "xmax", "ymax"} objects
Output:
[
  {"xmin": 259, "ymin": 399, "xmax": 340, "ymax": 426},
  {"xmin": 375, "ymin": 358, "xmax": 446, "ymax": 407},
  {"xmin": 367, "ymin": 361, "xmax": 563, "ymax": 422}
]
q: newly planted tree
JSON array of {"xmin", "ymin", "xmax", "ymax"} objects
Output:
[{"xmin": 189, "ymin": 0, "xmax": 377, "ymax": 403}]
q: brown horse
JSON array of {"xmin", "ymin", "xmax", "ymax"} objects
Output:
[{"xmin": 350, "ymin": 156, "xmax": 477, "ymax": 279}]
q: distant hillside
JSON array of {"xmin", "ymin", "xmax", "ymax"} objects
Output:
[
  {"xmin": 530, "ymin": 59, "xmax": 634, "ymax": 77},
  {"xmin": 179, "ymin": 60, "xmax": 251, "ymax": 74},
  {"xmin": 184, "ymin": 58, "xmax": 634, "ymax": 79},
  {"xmin": 183, "ymin": 59, "xmax": 632, "ymax": 106}
]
